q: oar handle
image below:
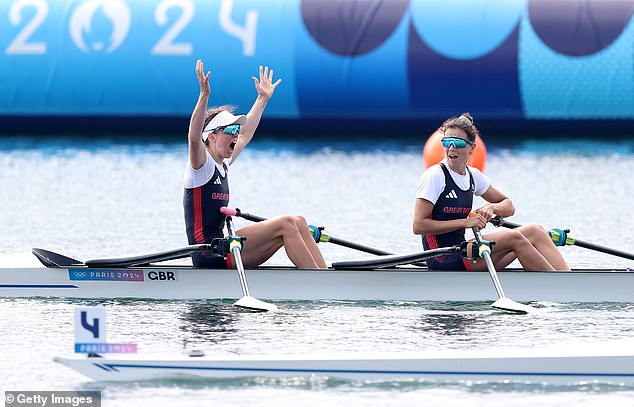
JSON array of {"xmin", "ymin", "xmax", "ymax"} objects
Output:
[
  {"xmin": 230, "ymin": 208, "xmax": 266, "ymax": 222},
  {"xmin": 490, "ymin": 216, "xmax": 520, "ymax": 229}
]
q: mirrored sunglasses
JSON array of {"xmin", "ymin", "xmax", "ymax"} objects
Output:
[
  {"xmin": 214, "ymin": 124, "xmax": 240, "ymax": 135},
  {"xmin": 441, "ymin": 137, "xmax": 472, "ymax": 149}
]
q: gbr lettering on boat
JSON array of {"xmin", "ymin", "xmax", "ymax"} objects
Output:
[{"xmin": 148, "ymin": 271, "xmax": 175, "ymax": 281}]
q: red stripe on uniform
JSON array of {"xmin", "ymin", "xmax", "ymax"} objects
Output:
[
  {"xmin": 193, "ymin": 187, "xmax": 204, "ymax": 243},
  {"xmin": 426, "ymin": 235, "xmax": 438, "ymax": 249},
  {"xmin": 426, "ymin": 235, "xmax": 446, "ymax": 262}
]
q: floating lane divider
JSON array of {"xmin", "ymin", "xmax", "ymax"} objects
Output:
[
  {"xmin": 490, "ymin": 216, "xmax": 634, "ymax": 261},
  {"xmin": 220, "ymin": 207, "xmax": 277, "ymax": 312}
]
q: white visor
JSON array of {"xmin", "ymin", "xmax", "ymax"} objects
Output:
[{"xmin": 202, "ymin": 110, "xmax": 247, "ymax": 141}]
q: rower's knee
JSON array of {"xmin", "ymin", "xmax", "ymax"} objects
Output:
[
  {"xmin": 278, "ymin": 215, "xmax": 297, "ymax": 230},
  {"xmin": 521, "ymin": 223, "xmax": 550, "ymax": 241},
  {"xmin": 292, "ymin": 215, "xmax": 308, "ymax": 228},
  {"xmin": 506, "ymin": 229, "xmax": 532, "ymax": 249}
]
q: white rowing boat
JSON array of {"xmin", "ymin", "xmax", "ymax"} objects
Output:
[
  {"xmin": 1, "ymin": 249, "xmax": 633, "ymax": 302},
  {"xmin": 54, "ymin": 341, "xmax": 634, "ymax": 384}
]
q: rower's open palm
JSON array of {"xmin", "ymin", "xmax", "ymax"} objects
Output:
[
  {"xmin": 252, "ymin": 65, "xmax": 281, "ymax": 100},
  {"xmin": 196, "ymin": 59, "xmax": 211, "ymax": 95}
]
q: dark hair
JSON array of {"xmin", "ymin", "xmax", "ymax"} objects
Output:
[
  {"xmin": 202, "ymin": 105, "xmax": 237, "ymax": 145},
  {"xmin": 440, "ymin": 112, "xmax": 479, "ymax": 143}
]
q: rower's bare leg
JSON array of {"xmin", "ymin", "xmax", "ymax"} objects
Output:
[
  {"xmin": 515, "ymin": 224, "xmax": 571, "ymax": 271},
  {"xmin": 469, "ymin": 229, "xmax": 556, "ymax": 271},
  {"xmin": 237, "ymin": 216, "xmax": 325, "ymax": 269},
  {"xmin": 468, "ymin": 243, "xmax": 517, "ymax": 270},
  {"xmin": 292, "ymin": 215, "xmax": 327, "ymax": 268}
]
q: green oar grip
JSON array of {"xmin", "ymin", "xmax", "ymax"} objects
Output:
[
  {"xmin": 476, "ymin": 239, "xmax": 493, "ymax": 258},
  {"xmin": 308, "ymin": 225, "xmax": 330, "ymax": 244},
  {"xmin": 227, "ymin": 236, "xmax": 243, "ymax": 252},
  {"xmin": 548, "ymin": 228, "xmax": 574, "ymax": 246}
]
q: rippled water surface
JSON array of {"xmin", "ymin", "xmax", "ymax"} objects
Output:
[{"xmin": 1, "ymin": 136, "xmax": 633, "ymax": 406}]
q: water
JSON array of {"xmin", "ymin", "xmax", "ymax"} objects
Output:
[{"xmin": 1, "ymin": 135, "xmax": 634, "ymax": 406}]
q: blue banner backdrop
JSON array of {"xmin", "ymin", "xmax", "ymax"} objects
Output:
[{"xmin": 1, "ymin": 0, "xmax": 634, "ymax": 126}]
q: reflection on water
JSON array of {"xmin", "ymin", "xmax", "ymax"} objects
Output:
[
  {"xmin": 179, "ymin": 302, "xmax": 238, "ymax": 345},
  {"xmin": 414, "ymin": 313, "xmax": 482, "ymax": 336}
]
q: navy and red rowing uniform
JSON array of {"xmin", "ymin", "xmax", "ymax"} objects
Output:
[
  {"xmin": 183, "ymin": 152, "xmax": 233, "ymax": 268},
  {"xmin": 422, "ymin": 163, "xmax": 474, "ymax": 271}
]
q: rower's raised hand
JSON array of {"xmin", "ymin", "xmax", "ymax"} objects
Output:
[
  {"xmin": 252, "ymin": 65, "xmax": 282, "ymax": 101},
  {"xmin": 196, "ymin": 59, "xmax": 211, "ymax": 96}
]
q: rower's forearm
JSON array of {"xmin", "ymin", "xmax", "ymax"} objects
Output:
[
  {"xmin": 492, "ymin": 199, "xmax": 515, "ymax": 218},
  {"xmin": 241, "ymin": 95, "xmax": 269, "ymax": 142},
  {"xmin": 188, "ymin": 92, "xmax": 209, "ymax": 140},
  {"xmin": 413, "ymin": 218, "xmax": 470, "ymax": 236}
]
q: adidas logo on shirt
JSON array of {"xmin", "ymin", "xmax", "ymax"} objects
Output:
[
  {"xmin": 213, "ymin": 177, "xmax": 222, "ymax": 185},
  {"xmin": 445, "ymin": 189, "xmax": 458, "ymax": 199}
]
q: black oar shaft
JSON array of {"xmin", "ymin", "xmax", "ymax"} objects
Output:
[
  {"xmin": 234, "ymin": 210, "xmax": 266, "ymax": 223},
  {"xmin": 332, "ymin": 246, "xmax": 459, "ymax": 270},
  {"xmin": 84, "ymin": 244, "xmax": 214, "ymax": 268},
  {"xmin": 326, "ymin": 236, "xmax": 391, "ymax": 255},
  {"xmin": 491, "ymin": 217, "xmax": 634, "ymax": 261},
  {"xmin": 234, "ymin": 208, "xmax": 392, "ymax": 256},
  {"xmin": 571, "ymin": 240, "xmax": 634, "ymax": 260}
]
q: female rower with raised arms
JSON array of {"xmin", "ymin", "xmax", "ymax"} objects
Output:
[
  {"xmin": 183, "ymin": 60, "xmax": 327, "ymax": 269},
  {"xmin": 413, "ymin": 113, "xmax": 570, "ymax": 271}
]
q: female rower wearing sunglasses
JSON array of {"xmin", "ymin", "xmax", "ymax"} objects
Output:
[
  {"xmin": 413, "ymin": 113, "xmax": 570, "ymax": 271},
  {"xmin": 183, "ymin": 60, "xmax": 327, "ymax": 269}
]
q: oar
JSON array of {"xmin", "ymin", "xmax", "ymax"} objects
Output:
[
  {"xmin": 471, "ymin": 225, "xmax": 534, "ymax": 314},
  {"xmin": 225, "ymin": 207, "xmax": 392, "ymax": 256},
  {"xmin": 220, "ymin": 207, "xmax": 277, "ymax": 312},
  {"xmin": 490, "ymin": 216, "xmax": 634, "ymax": 261},
  {"xmin": 332, "ymin": 246, "xmax": 461, "ymax": 270},
  {"xmin": 84, "ymin": 244, "xmax": 215, "ymax": 268}
]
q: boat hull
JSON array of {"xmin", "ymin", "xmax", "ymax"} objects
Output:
[
  {"xmin": 1, "ymin": 264, "xmax": 633, "ymax": 302},
  {"xmin": 54, "ymin": 345, "xmax": 634, "ymax": 384}
]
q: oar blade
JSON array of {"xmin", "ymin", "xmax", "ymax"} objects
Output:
[
  {"xmin": 491, "ymin": 297, "xmax": 534, "ymax": 314},
  {"xmin": 234, "ymin": 295, "xmax": 278, "ymax": 312}
]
